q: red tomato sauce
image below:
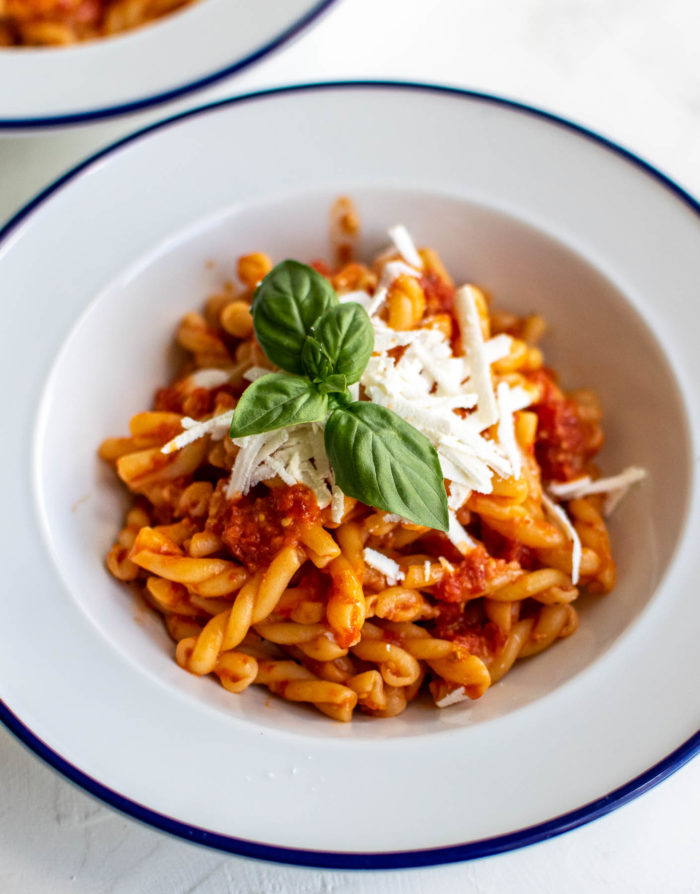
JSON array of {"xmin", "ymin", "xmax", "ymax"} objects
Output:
[
  {"xmin": 420, "ymin": 272, "xmax": 455, "ymax": 314},
  {"xmin": 154, "ymin": 384, "xmax": 233, "ymax": 418},
  {"xmin": 153, "ymin": 385, "xmax": 184, "ymax": 414},
  {"xmin": 416, "ymin": 531, "xmax": 465, "ymax": 565},
  {"xmin": 432, "ymin": 604, "xmax": 507, "ymax": 659},
  {"xmin": 217, "ymin": 484, "xmax": 320, "ymax": 571},
  {"xmin": 529, "ymin": 369, "xmax": 596, "ymax": 481},
  {"xmin": 481, "ymin": 526, "xmax": 538, "ymax": 570},
  {"xmin": 432, "ymin": 546, "xmax": 510, "ymax": 602}
]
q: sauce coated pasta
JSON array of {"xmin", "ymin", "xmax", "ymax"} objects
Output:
[
  {"xmin": 0, "ymin": 0, "xmax": 196, "ymax": 46},
  {"xmin": 101, "ymin": 206, "xmax": 638, "ymax": 721}
]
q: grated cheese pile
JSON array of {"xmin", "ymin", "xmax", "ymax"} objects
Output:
[
  {"xmin": 161, "ymin": 224, "xmax": 644, "ymax": 565},
  {"xmin": 361, "ymin": 293, "xmax": 532, "ymax": 520}
]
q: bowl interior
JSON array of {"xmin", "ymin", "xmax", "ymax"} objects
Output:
[{"xmin": 33, "ymin": 187, "xmax": 692, "ymax": 739}]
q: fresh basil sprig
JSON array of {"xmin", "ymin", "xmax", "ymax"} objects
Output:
[{"xmin": 230, "ymin": 260, "xmax": 449, "ymax": 531}]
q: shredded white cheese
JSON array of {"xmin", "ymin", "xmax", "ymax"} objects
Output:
[
  {"xmin": 496, "ymin": 382, "xmax": 521, "ymax": 478},
  {"xmin": 436, "ymin": 687, "xmax": 470, "ymax": 708},
  {"xmin": 243, "ymin": 366, "xmax": 273, "ymax": 383},
  {"xmin": 363, "ymin": 548, "xmax": 404, "ymax": 585},
  {"xmin": 388, "ymin": 224, "xmax": 424, "ymax": 270},
  {"xmin": 453, "ymin": 285, "xmax": 498, "ymax": 428},
  {"xmin": 483, "ymin": 333, "xmax": 513, "ymax": 365},
  {"xmin": 438, "ymin": 556, "xmax": 456, "ymax": 573},
  {"xmin": 548, "ymin": 465, "xmax": 646, "ymax": 517},
  {"xmin": 447, "ymin": 482, "xmax": 471, "ymax": 512},
  {"xmin": 366, "ymin": 260, "xmax": 422, "ymax": 316},
  {"xmin": 227, "ymin": 429, "xmax": 290, "ymax": 496},
  {"xmin": 338, "ymin": 289, "xmax": 373, "ymax": 309},
  {"xmin": 160, "ymin": 410, "xmax": 234, "ymax": 455},
  {"xmin": 541, "ymin": 493, "xmax": 582, "ymax": 585},
  {"xmin": 447, "ymin": 512, "xmax": 474, "ymax": 555},
  {"xmin": 185, "ymin": 368, "xmax": 232, "ymax": 391},
  {"xmin": 603, "ymin": 487, "xmax": 633, "ymax": 517},
  {"xmin": 330, "ymin": 485, "xmax": 346, "ymax": 524}
]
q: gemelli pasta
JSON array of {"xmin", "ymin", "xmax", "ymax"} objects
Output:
[
  {"xmin": 0, "ymin": 0, "xmax": 196, "ymax": 46},
  {"xmin": 100, "ymin": 201, "xmax": 644, "ymax": 721}
]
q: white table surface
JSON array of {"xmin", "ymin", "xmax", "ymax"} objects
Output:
[{"xmin": 1, "ymin": 1, "xmax": 699, "ymax": 891}]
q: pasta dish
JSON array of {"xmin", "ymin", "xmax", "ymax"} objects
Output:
[
  {"xmin": 0, "ymin": 0, "xmax": 196, "ymax": 46},
  {"xmin": 100, "ymin": 200, "xmax": 644, "ymax": 721}
]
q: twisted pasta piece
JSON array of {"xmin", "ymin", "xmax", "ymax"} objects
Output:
[
  {"xmin": 254, "ymin": 660, "xmax": 358, "ymax": 722},
  {"xmin": 326, "ymin": 555, "xmax": 365, "ymax": 649},
  {"xmin": 394, "ymin": 624, "xmax": 490, "ymax": 699},
  {"xmin": 569, "ymin": 497, "xmax": 615, "ymax": 593},
  {"xmin": 488, "ymin": 605, "xmax": 578, "ymax": 683},
  {"xmin": 330, "ymin": 197, "xmax": 361, "ymax": 268},
  {"xmin": 387, "ymin": 274, "xmax": 426, "ymax": 330},
  {"xmin": 237, "ymin": 253, "xmax": 272, "ymax": 289},
  {"xmin": 129, "ymin": 527, "xmax": 248, "ymax": 597},
  {"xmin": 351, "ymin": 626, "xmax": 422, "ymax": 688}
]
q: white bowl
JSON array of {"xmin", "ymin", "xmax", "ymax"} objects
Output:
[
  {"xmin": 1, "ymin": 83, "xmax": 699, "ymax": 867},
  {"xmin": 0, "ymin": 0, "xmax": 335, "ymax": 129}
]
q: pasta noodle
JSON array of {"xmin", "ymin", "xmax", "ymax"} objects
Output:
[
  {"xmin": 100, "ymin": 200, "xmax": 638, "ymax": 721},
  {"xmin": 0, "ymin": 0, "xmax": 197, "ymax": 46}
]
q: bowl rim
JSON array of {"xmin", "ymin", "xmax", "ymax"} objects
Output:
[
  {"xmin": 0, "ymin": 0, "xmax": 337, "ymax": 129},
  {"xmin": 1, "ymin": 80, "xmax": 699, "ymax": 869}
]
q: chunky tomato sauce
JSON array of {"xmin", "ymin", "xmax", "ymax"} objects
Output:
[
  {"xmin": 432, "ymin": 545, "xmax": 511, "ymax": 603},
  {"xmin": 431, "ymin": 604, "xmax": 507, "ymax": 659},
  {"xmin": 481, "ymin": 526, "xmax": 538, "ymax": 570},
  {"xmin": 416, "ymin": 531, "xmax": 465, "ymax": 565},
  {"xmin": 216, "ymin": 484, "xmax": 320, "ymax": 571},
  {"xmin": 529, "ymin": 369, "xmax": 597, "ymax": 481},
  {"xmin": 155, "ymin": 385, "xmax": 217, "ymax": 417},
  {"xmin": 154, "ymin": 384, "xmax": 236, "ymax": 419},
  {"xmin": 420, "ymin": 272, "xmax": 455, "ymax": 314}
]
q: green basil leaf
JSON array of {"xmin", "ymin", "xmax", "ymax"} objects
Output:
[
  {"xmin": 312, "ymin": 303, "xmax": 374, "ymax": 385},
  {"xmin": 230, "ymin": 373, "xmax": 328, "ymax": 437},
  {"xmin": 252, "ymin": 260, "xmax": 338, "ymax": 374},
  {"xmin": 301, "ymin": 335, "xmax": 333, "ymax": 382},
  {"xmin": 324, "ymin": 402, "xmax": 449, "ymax": 531},
  {"xmin": 317, "ymin": 373, "xmax": 347, "ymax": 395}
]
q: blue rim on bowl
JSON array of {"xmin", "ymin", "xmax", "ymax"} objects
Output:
[
  {"xmin": 1, "ymin": 81, "xmax": 699, "ymax": 868},
  {"xmin": 0, "ymin": 0, "xmax": 337, "ymax": 130}
]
